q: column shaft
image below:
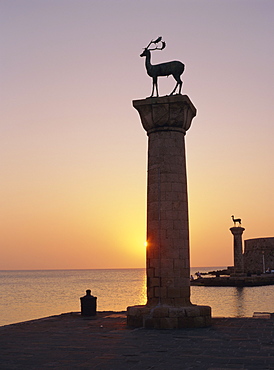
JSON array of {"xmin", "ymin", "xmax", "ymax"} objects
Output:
[
  {"xmin": 147, "ymin": 130, "xmax": 190, "ymax": 306},
  {"xmin": 230, "ymin": 227, "xmax": 245, "ymax": 274}
]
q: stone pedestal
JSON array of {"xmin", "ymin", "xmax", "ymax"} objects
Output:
[
  {"xmin": 230, "ymin": 227, "xmax": 245, "ymax": 275},
  {"xmin": 127, "ymin": 95, "xmax": 211, "ymax": 329}
]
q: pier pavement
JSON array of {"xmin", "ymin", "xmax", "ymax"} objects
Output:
[{"xmin": 0, "ymin": 311, "xmax": 273, "ymax": 369}]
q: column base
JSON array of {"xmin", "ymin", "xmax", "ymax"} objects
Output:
[{"xmin": 127, "ymin": 304, "xmax": 211, "ymax": 329}]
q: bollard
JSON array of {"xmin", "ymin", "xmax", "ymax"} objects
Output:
[{"xmin": 80, "ymin": 289, "xmax": 97, "ymax": 316}]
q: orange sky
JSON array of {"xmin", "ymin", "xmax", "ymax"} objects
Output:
[{"xmin": 1, "ymin": 0, "xmax": 274, "ymax": 269}]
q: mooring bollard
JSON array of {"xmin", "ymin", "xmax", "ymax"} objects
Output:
[{"xmin": 80, "ymin": 289, "xmax": 97, "ymax": 316}]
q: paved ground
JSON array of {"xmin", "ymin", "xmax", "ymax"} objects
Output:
[{"xmin": 0, "ymin": 312, "xmax": 274, "ymax": 369}]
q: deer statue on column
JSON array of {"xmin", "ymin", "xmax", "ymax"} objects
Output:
[
  {"xmin": 140, "ymin": 37, "xmax": 185, "ymax": 98},
  {"xmin": 231, "ymin": 215, "xmax": 242, "ymax": 226}
]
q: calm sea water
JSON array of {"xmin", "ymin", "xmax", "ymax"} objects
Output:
[{"xmin": 0, "ymin": 267, "xmax": 274, "ymax": 326}]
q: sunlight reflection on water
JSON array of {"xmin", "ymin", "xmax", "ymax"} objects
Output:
[{"xmin": 0, "ymin": 268, "xmax": 273, "ymax": 326}]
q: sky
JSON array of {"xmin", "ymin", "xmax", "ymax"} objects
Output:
[{"xmin": 1, "ymin": 0, "xmax": 274, "ymax": 270}]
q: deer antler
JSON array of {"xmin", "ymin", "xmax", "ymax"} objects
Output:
[
  {"xmin": 152, "ymin": 36, "xmax": 162, "ymax": 44},
  {"xmin": 149, "ymin": 41, "xmax": 166, "ymax": 51},
  {"xmin": 145, "ymin": 37, "xmax": 166, "ymax": 51}
]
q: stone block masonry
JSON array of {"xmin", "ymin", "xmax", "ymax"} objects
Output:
[
  {"xmin": 127, "ymin": 95, "xmax": 211, "ymax": 329},
  {"xmin": 230, "ymin": 227, "xmax": 245, "ymax": 275},
  {"xmin": 244, "ymin": 237, "xmax": 274, "ymax": 274}
]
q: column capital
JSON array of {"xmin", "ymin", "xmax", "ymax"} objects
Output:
[
  {"xmin": 230, "ymin": 227, "xmax": 245, "ymax": 235},
  {"xmin": 133, "ymin": 95, "xmax": 197, "ymax": 135}
]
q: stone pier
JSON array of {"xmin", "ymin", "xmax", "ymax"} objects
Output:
[
  {"xmin": 127, "ymin": 95, "xmax": 211, "ymax": 329},
  {"xmin": 230, "ymin": 227, "xmax": 245, "ymax": 275}
]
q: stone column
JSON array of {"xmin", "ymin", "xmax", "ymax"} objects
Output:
[
  {"xmin": 230, "ymin": 227, "xmax": 245, "ymax": 275},
  {"xmin": 127, "ymin": 95, "xmax": 211, "ymax": 329}
]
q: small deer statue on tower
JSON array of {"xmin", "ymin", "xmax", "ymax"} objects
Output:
[
  {"xmin": 231, "ymin": 215, "xmax": 242, "ymax": 226},
  {"xmin": 140, "ymin": 37, "xmax": 185, "ymax": 98}
]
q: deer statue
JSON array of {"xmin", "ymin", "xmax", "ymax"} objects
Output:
[
  {"xmin": 140, "ymin": 37, "xmax": 185, "ymax": 98},
  {"xmin": 231, "ymin": 215, "xmax": 242, "ymax": 226}
]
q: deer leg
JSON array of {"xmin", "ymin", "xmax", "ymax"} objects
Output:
[
  {"xmin": 170, "ymin": 76, "xmax": 182, "ymax": 95},
  {"xmin": 150, "ymin": 82, "xmax": 154, "ymax": 97},
  {"xmin": 178, "ymin": 80, "xmax": 183, "ymax": 94},
  {"xmin": 153, "ymin": 77, "xmax": 159, "ymax": 97},
  {"xmin": 170, "ymin": 82, "xmax": 179, "ymax": 95},
  {"xmin": 150, "ymin": 77, "xmax": 158, "ymax": 97},
  {"xmin": 155, "ymin": 80, "xmax": 159, "ymax": 97}
]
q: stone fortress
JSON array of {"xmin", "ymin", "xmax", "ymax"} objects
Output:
[{"xmin": 243, "ymin": 237, "xmax": 274, "ymax": 274}]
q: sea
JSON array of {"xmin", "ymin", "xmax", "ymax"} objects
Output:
[{"xmin": 1, "ymin": 267, "xmax": 274, "ymax": 327}]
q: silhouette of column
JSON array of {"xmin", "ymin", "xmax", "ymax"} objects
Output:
[
  {"xmin": 230, "ymin": 227, "xmax": 245, "ymax": 274},
  {"xmin": 127, "ymin": 95, "xmax": 211, "ymax": 329}
]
